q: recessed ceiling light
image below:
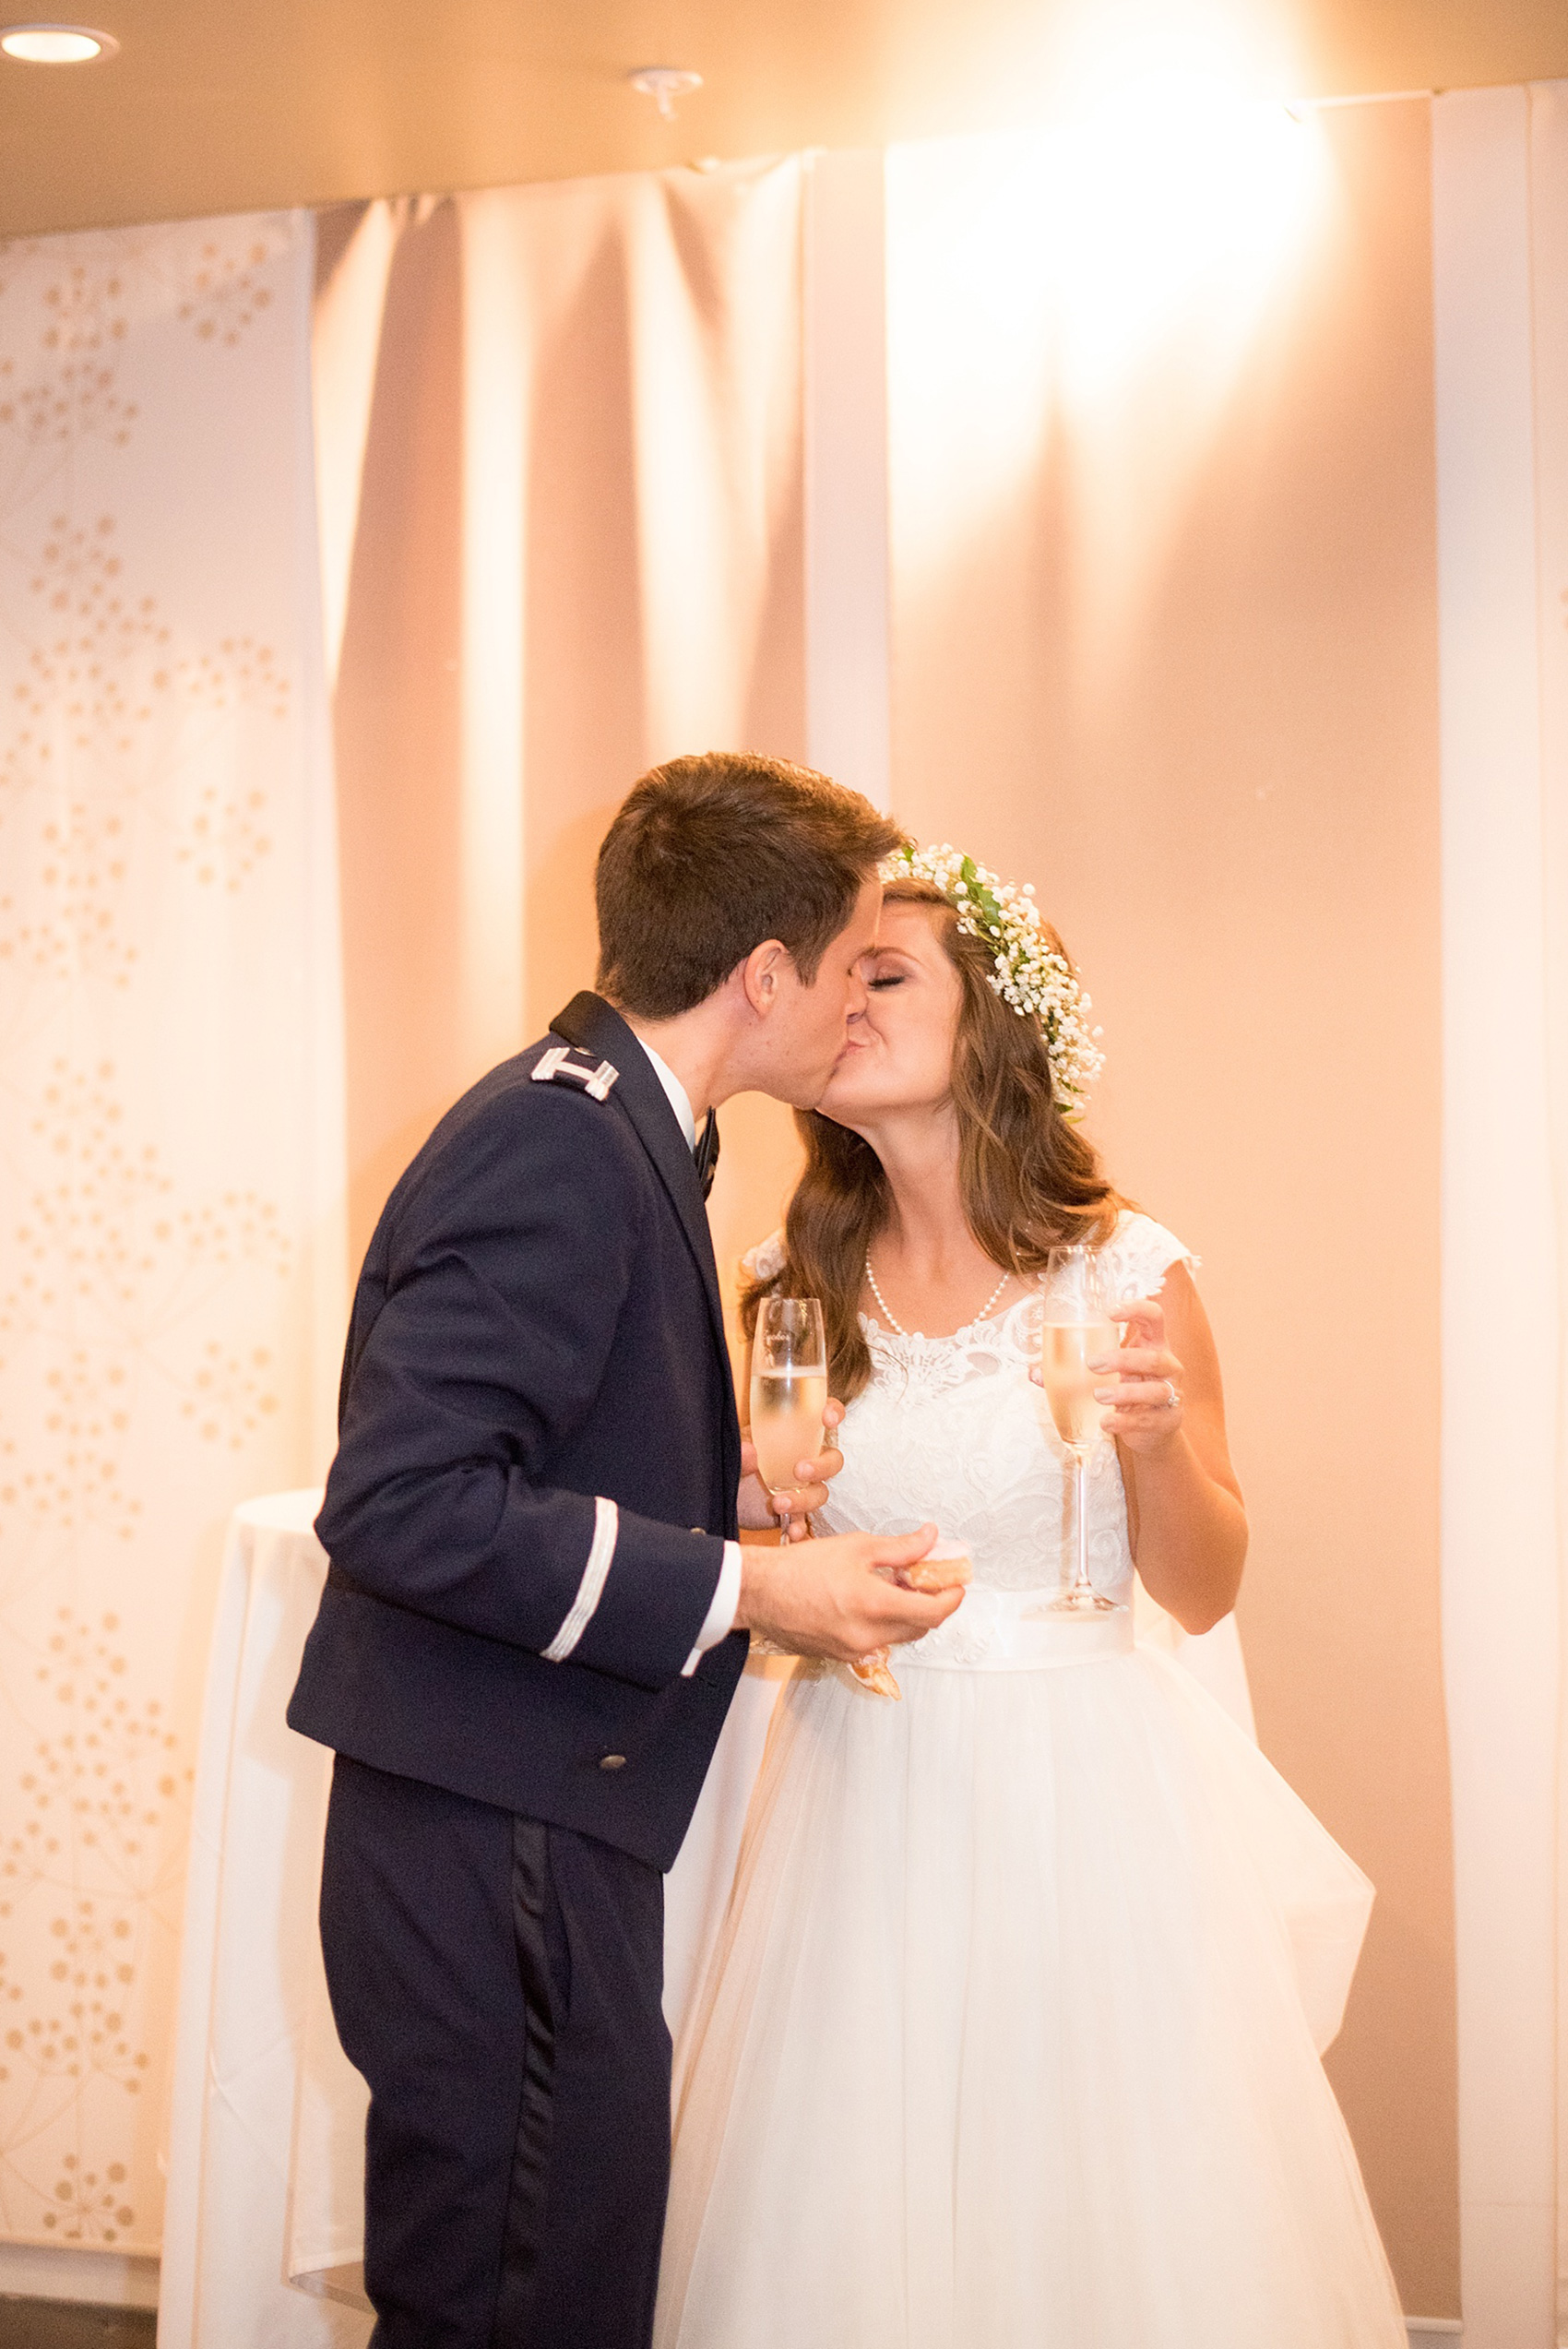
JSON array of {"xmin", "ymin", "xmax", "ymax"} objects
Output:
[{"xmin": 0, "ymin": 22, "xmax": 117, "ymax": 62}]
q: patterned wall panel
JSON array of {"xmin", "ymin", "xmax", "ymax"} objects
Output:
[{"xmin": 0, "ymin": 215, "xmax": 340, "ymax": 2257}]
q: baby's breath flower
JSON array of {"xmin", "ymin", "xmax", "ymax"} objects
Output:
[{"xmin": 878, "ymin": 839, "xmax": 1106, "ymax": 1120}]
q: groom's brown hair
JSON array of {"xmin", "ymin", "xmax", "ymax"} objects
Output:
[{"xmin": 596, "ymin": 752, "xmax": 899, "ymax": 1019}]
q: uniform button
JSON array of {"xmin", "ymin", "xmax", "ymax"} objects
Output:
[
  {"xmin": 690, "ymin": 1525, "xmax": 706, "ymax": 1535},
  {"xmin": 600, "ymin": 1753, "xmax": 627, "ymax": 1771}
]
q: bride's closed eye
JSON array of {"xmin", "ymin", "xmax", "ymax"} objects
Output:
[{"xmin": 861, "ymin": 951, "xmax": 917, "ymax": 990}]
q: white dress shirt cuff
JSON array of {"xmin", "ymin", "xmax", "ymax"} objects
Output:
[{"xmin": 681, "ymin": 1539, "xmax": 742, "ymax": 1676}]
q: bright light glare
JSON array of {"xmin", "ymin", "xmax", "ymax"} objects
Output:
[
  {"xmin": 0, "ymin": 22, "xmax": 113, "ymax": 61},
  {"xmin": 885, "ymin": 67, "xmax": 1335, "ymax": 667},
  {"xmin": 1043, "ymin": 70, "xmax": 1325, "ymax": 399}
]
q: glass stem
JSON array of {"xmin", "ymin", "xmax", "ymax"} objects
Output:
[{"xmin": 1075, "ymin": 1450, "xmax": 1090, "ymax": 1596}]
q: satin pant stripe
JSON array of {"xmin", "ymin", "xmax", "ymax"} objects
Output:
[{"xmin": 490, "ymin": 1818, "xmax": 562, "ymax": 2344}]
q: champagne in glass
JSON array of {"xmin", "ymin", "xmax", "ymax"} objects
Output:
[
  {"xmin": 751, "ymin": 1296, "xmax": 828, "ymax": 1527},
  {"xmin": 1038, "ymin": 1320, "xmax": 1121, "ymax": 1451},
  {"xmin": 1035, "ymin": 1245, "xmax": 1123, "ymax": 1616}
]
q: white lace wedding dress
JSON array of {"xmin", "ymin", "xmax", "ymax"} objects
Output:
[{"xmin": 654, "ymin": 1212, "xmax": 1406, "ymax": 2349}]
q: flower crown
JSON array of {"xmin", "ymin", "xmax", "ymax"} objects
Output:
[{"xmin": 878, "ymin": 841, "xmax": 1105, "ymax": 1120}]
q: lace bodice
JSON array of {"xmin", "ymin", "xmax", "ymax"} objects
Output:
[{"xmin": 746, "ymin": 1213, "xmax": 1194, "ymax": 1629}]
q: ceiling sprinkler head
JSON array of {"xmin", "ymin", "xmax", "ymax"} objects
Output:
[{"xmin": 628, "ymin": 66, "xmax": 703, "ymax": 121}]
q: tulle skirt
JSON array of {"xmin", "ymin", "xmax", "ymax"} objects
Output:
[{"xmin": 655, "ymin": 1625, "xmax": 1406, "ymax": 2349}]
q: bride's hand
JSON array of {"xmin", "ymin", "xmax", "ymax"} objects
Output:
[
  {"xmin": 738, "ymin": 1399, "xmax": 846, "ymax": 1544},
  {"xmin": 1092, "ymin": 1297, "xmax": 1186, "ymax": 1454}
]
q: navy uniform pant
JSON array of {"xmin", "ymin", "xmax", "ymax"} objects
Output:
[{"xmin": 320, "ymin": 1757, "xmax": 672, "ymax": 2349}]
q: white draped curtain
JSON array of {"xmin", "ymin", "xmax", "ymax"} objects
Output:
[
  {"xmin": 0, "ymin": 215, "xmax": 343, "ymax": 2272},
  {"xmin": 1432, "ymin": 82, "xmax": 1568, "ymax": 2349},
  {"xmin": 312, "ymin": 162, "xmax": 810, "ymax": 1290}
]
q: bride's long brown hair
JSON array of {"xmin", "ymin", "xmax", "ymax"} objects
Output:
[{"xmin": 741, "ymin": 880, "xmax": 1126, "ymax": 1401}]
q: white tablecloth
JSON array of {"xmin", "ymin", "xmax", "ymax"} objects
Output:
[{"xmin": 156, "ymin": 1493, "xmax": 790, "ymax": 2349}]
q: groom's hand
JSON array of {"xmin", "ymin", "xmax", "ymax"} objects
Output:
[
  {"xmin": 734, "ymin": 1524, "xmax": 963, "ymax": 1660},
  {"xmin": 737, "ymin": 1400, "xmax": 846, "ymax": 1544}
]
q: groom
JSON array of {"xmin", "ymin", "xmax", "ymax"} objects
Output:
[{"xmin": 288, "ymin": 752, "xmax": 961, "ymax": 2349}]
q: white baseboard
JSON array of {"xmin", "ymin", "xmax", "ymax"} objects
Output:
[
  {"xmin": 0, "ymin": 2244, "xmax": 1463, "ymax": 2338},
  {"xmin": 0, "ymin": 2240, "xmax": 160, "ymax": 2307}
]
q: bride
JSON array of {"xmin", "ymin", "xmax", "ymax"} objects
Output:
[{"xmin": 654, "ymin": 844, "xmax": 1406, "ymax": 2348}]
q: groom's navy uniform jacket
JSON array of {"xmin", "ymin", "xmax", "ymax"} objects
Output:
[
  {"xmin": 290, "ymin": 989, "xmax": 751, "ymax": 2349},
  {"xmin": 287, "ymin": 990, "xmax": 747, "ymax": 1872}
]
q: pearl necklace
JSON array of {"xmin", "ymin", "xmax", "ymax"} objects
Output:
[{"xmin": 863, "ymin": 1255, "xmax": 1013, "ymax": 1339}]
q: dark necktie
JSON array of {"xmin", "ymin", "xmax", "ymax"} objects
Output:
[{"xmin": 694, "ymin": 1111, "xmax": 720, "ymax": 1201}]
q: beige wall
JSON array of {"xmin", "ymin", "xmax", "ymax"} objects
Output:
[
  {"xmin": 328, "ymin": 106, "xmax": 1457, "ymax": 2315},
  {"xmin": 886, "ymin": 98, "xmax": 1455, "ymax": 2315}
]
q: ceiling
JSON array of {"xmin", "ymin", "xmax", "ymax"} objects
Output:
[{"xmin": 2, "ymin": 0, "xmax": 1566, "ymax": 239}]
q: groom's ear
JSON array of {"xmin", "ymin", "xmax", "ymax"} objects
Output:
[{"xmin": 737, "ymin": 939, "xmax": 793, "ymax": 1017}]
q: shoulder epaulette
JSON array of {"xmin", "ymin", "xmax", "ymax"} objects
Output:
[{"xmin": 531, "ymin": 1043, "xmax": 619, "ymax": 1102}]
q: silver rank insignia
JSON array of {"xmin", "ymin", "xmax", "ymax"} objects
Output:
[{"xmin": 531, "ymin": 1044, "xmax": 620, "ymax": 1102}]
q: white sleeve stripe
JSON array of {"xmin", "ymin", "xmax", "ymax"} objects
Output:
[{"xmin": 541, "ymin": 1496, "xmax": 619, "ymax": 1663}]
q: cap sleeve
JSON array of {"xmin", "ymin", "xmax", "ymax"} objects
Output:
[
  {"xmin": 1104, "ymin": 1210, "xmax": 1199, "ymax": 1301},
  {"xmin": 740, "ymin": 1228, "xmax": 787, "ymax": 1284}
]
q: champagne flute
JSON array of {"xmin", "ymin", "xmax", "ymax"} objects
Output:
[
  {"xmin": 750, "ymin": 1297, "xmax": 828, "ymax": 1533},
  {"xmin": 1034, "ymin": 1245, "xmax": 1123, "ymax": 1615}
]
